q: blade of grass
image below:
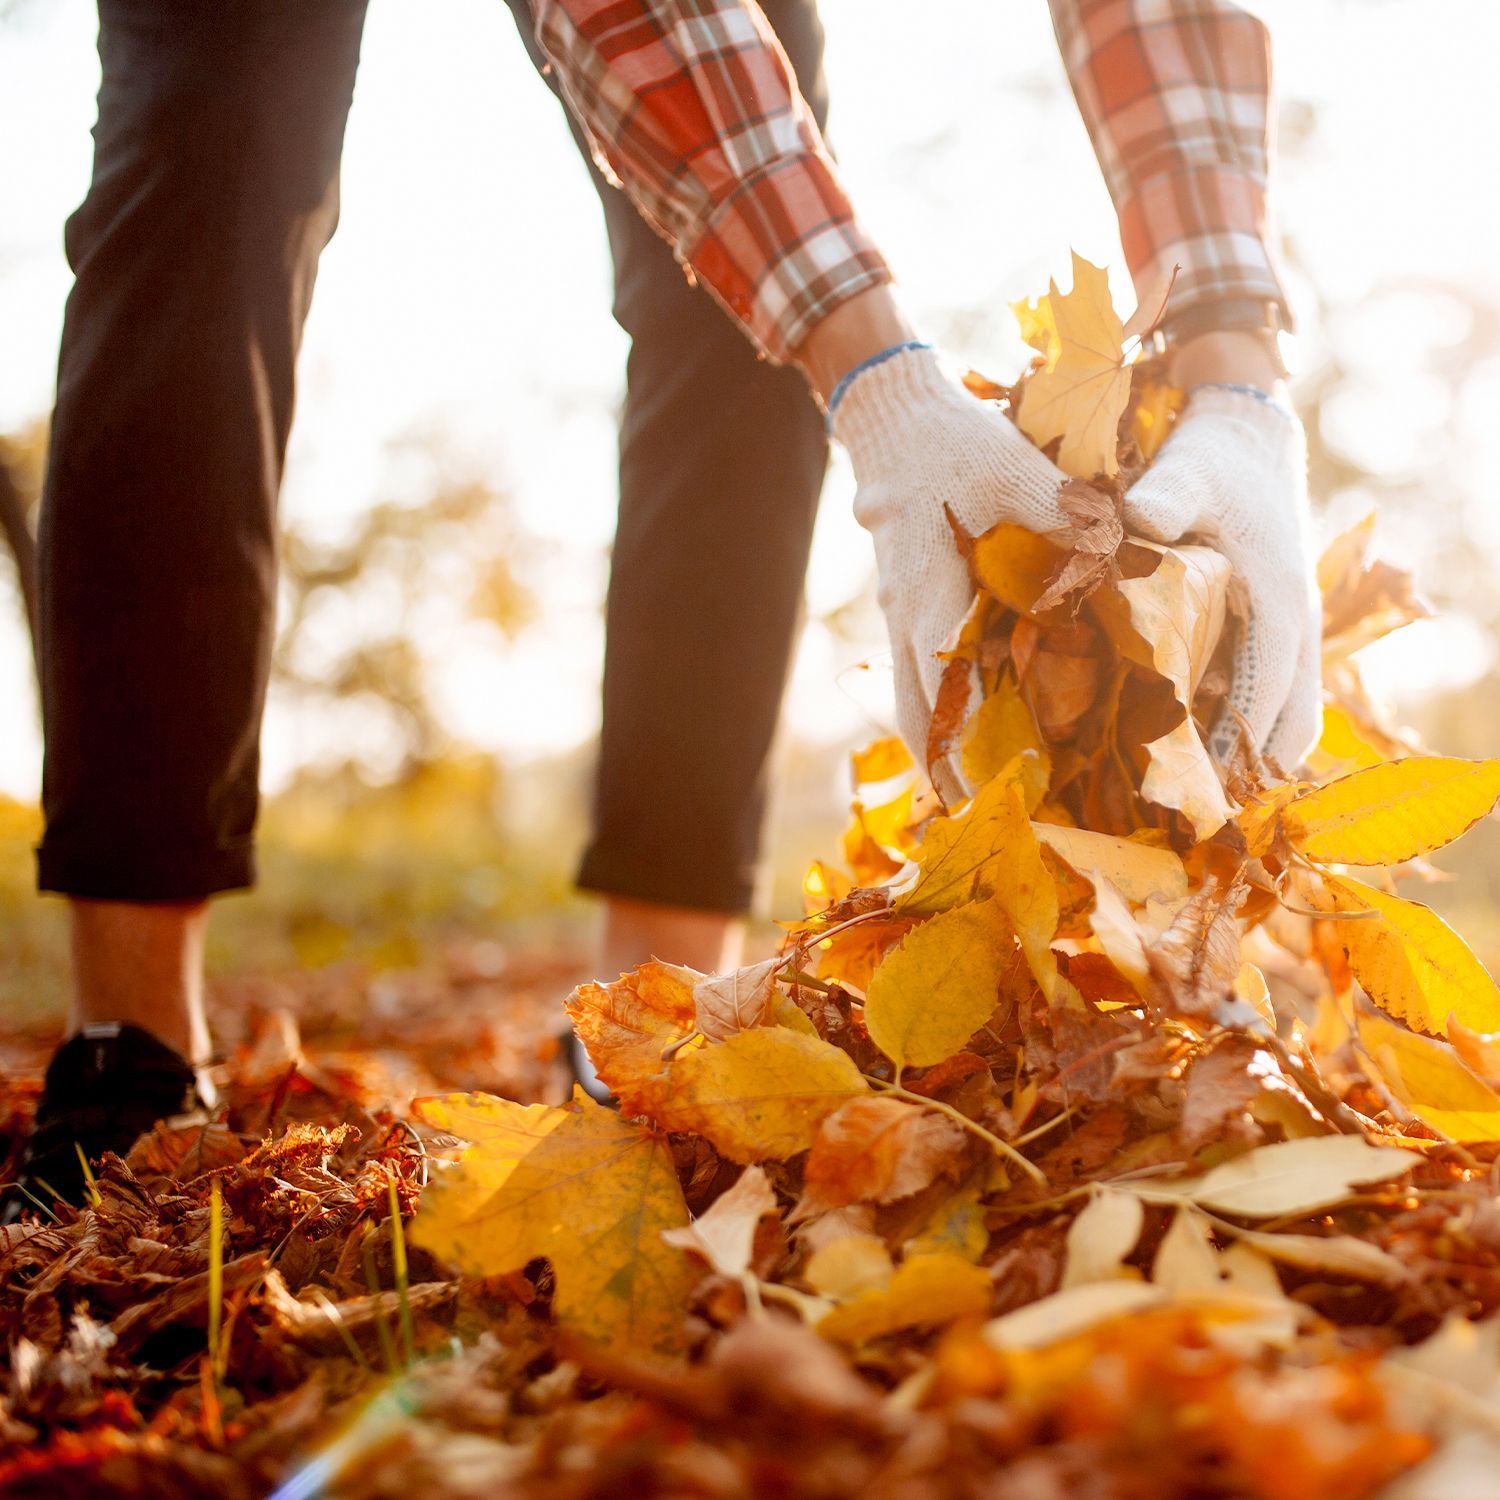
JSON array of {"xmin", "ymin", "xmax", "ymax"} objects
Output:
[
  {"xmin": 208, "ymin": 1177, "xmax": 226, "ymax": 1379},
  {"xmin": 73, "ymin": 1143, "xmax": 101, "ymax": 1209},
  {"xmin": 2, "ymin": 1179, "xmax": 60, "ymax": 1223},
  {"xmin": 361, "ymin": 1233, "xmax": 399, "ymax": 1374},
  {"xmin": 387, "ymin": 1171, "xmax": 415, "ymax": 1367}
]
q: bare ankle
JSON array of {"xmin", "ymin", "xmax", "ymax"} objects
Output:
[
  {"xmin": 68, "ymin": 898, "xmax": 212, "ymax": 1063},
  {"xmin": 599, "ymin": 896, "xmax": 745, "ymax": 977}
]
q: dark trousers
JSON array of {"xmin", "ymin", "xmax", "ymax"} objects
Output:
[{"xmin": 38, "ymin": 0, "xmax": 829, "ymax": 914}]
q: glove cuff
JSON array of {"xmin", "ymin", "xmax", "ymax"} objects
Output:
[{"xmin": 829, "ymin": 344, "xmax": 957, "ymax": 464}]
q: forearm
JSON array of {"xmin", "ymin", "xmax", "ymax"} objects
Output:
[
  {"xmin": 1048, "ymin": 0, "xmax": 1292, "ymax": 336},
  {"xmin": 532, "ymin": 0, "xmax": 894, "ymax": 367}
]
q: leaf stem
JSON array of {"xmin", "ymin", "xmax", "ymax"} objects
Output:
[
  {"xmin": 1012, "ymin": 1106, "xmax": 1077, "ymax": 1146},
  {"xmin": 867, "ymin": 1077, "xmax": 1047, "ymax": 1187}
]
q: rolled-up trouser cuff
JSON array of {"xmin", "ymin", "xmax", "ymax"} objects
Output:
[
  {"xmin": 36, "ymin": 835, "xmax": 256, "ymax": 902},
  {"xmin": 576, "ymin": 841, "xmax": 758, "ymax": 917}
]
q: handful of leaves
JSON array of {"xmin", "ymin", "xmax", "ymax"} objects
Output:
[{"xmin": 410, "ymin": 258, "xmax": 1500, "ymax": 1498}]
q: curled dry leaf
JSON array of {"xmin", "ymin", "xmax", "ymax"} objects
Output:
[
  {"xmin": 1061, "ymin": 1187, "xmax": 1145, "ymax": 1288},
  {"xmin": 661, "ymin": 1165, "xmax": 780, "ymax": 1280},
  {"xmin": 1140, "ymin": 1136, "xmax": 1422, "ymax": 1220},
  {"xmin": 564, "ymin": 960, "xmax": 698, "ymax": 1112},
  {"xmin": 693, "ymin": 958, "xmax": 783, "ymax": 1043},
  {"xmin": 803, "ymin": 1095, "xmax": 967, "ymax": 1209}
]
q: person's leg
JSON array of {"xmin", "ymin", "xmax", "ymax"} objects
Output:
[
  {"xmin": 504, "ymin": 0, "xmax": 831, "ymax": 978},
  {"xmin": 12, "ymin": 0, "xmax": 366, "ymax": 1211}
]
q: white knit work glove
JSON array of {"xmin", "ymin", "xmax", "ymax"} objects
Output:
[
  {"xmin": 831, "ymin": 345, "xmax": 1069, "ymax": 773},
  {"xmin": 1122, "ymin": 385, "xmax": 1321, "ymax": 769}
]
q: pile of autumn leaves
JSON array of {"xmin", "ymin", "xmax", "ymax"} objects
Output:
[{"xmin": 409, "ymin": 258, "xmax": 1500, "ymax": 1497}]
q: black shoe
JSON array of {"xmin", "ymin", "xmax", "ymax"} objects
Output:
[
  {"xmin": 562, "ymin": 1031, "xmax": 615, "ymax": 1106},
  {"xmin": 1, "ymin": 1023, "xmax": 201, "ymax": 1224}
]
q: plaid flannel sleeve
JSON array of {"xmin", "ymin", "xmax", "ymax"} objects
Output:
[
  {"xmin": 1049, "ymin": 0, "xmax": 1293, "ymax": 328},
  {"xmin": 533, "ymin": 0, "xmax": 891, "ymax": 363}
]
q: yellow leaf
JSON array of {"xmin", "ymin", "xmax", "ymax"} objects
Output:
[
  {"xmin": 805, "ymin": 1233, "xmax": 894, "ymax": 1299},
  {"xmin": 897, "ymin": 774, "xmax": 1068, "ymax": 1001},
  {"xmin": 852, "ymin": 736, "xmax": 914, "ymax": 785},
  {"xmin": 1321, "ymin": 872, "xmax": 1500, "ymax": 1036},
  {"xmin": 961, "ymin": 671, "xmax": 1046, "ymax": 790},
  {"xmin": 1011, "ymin": 291, "xmax": 1059, "ymax": 362},
  {"xmin": 1116, "ymin": 542, "xmax": 1232, "ymax": 711},
  {"xmin": 1151, "ymin": 1207, "xmax": 1223, "ymax": 1296},
  {"xmin": 864, "ymin": 898, "xmax": 1012, "ymax": 1070},
  {"xmin": 1061, "ymin": 1188, "xmax": 1145, "ymax": 1288},
  {"xmin": 1285, "ymin": 757, "xmax": 1500, "ymax": 866},
  {"xmin": 1088, "ymin": 877, "xmax": 1151, "ymax": 998},
  {"xmin": 1132, "ymin": 379, "xmax": 1184, "ymax": 461},
  {"xmin": 968, "ymin": 522, "xmax": 1064, "ymax": 615},
  {"xmin": 1307, "ymin": 702, "xmax": 1390, "ymax": 779},
  {"xmin": 1358, "ymin": 1008, "xmax": 1500, "ymax": 1142},
  {"xmin": 1014, "ymin": 251, "xmax": 1132, "ymax": 478},
  {"xmin": 661, "ymin": 1164, "xmax": 780, "ymax": 1279},
  {"xmin": 904, "ymin": 1185, "xmax": 990, "ymax": 1263},
  {"xmin": 656, "ymin": 1026, "xmax": 868, "ymax": 1163},
  {"xmin": 1223, "ymin": 1225, "xmax": 1406, "ymax": 1284},
  {"xmin": 1032, "ymin": 823, "xmax": 1188, "ymax": 905},
  {"xmin": 818, "ymin": 1252, "xmax": 992, "ymax": 1344},
  {"xmin": 564, "ymin": 962, "xmax": 698, "ymax": 1114},
  {"xmin": 410, "ymin": 1093, "xmax": 695, "ymax": 1354},
  {"xmin": 1140, "ymin": 717, "xmax": 1235, "ymax": 841},
  {"xmin": 1140, "ymin": 1135, "xmax": 1422, "ymax": 1219},
  {"xmin": 850, "ymin": 786, "xmax": 917, "ymax": 859},
  {"xmin": 985, "ymin": 1281, "xmax": 1164, "ymax": 1350},
  {"xmin": 804, "ymin": 1095, "xmax": 966, "ymax": 1207}
]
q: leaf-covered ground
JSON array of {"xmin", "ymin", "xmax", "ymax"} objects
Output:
[{"xmin": 10, "ymin": 262, "xmax": 1500, "ymax": 1499}]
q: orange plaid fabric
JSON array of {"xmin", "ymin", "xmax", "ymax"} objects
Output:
[
  {"xmin": 535, "ymin": 0, "xmax": 1290, "ymax": 362},
  {"xmin": 1049, "ymin": 0, "xmax": 1289, "ymax": 326}
]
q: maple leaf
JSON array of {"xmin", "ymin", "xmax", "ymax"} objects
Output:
[
  {"xmin": 804, "ymin": 1095, "xmax": 966, "ymax": 1208},
  {"xmin": 1014, "ymin": 251, "xmax": 1133, "ymax": 478},
  {"xmin": 654, "ymin": 1026, "xmax": 869, "ymax": 1163},
  {"xmin": 409, "ymin": 1093, "xmax": 696, "ymax": 1354}
]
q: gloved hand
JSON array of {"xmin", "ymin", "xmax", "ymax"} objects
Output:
[
  {"xmin": 834, "ymin": 349, "xmax": 1322, "ymax": 782},
  {"xmin": 830, "ymin": 344, "xmax": 1069, "ymax": 774},
  {"xmin": 1122, "ymin": 385, "xmax": 1320, "ymax": 769}
]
